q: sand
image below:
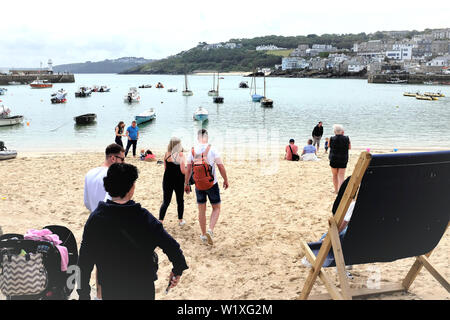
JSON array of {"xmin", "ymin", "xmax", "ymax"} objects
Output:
[{"xmin": 0, "ymin": 148, "xmax": 448, "ymax": 300}]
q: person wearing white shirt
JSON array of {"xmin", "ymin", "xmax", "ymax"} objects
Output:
[{"xmin": 185, "ymin": 129, "xmax": 229, "ymax": 245}]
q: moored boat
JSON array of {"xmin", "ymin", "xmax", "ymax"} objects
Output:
[
  {"xmin": 139, "ymin": 84, "xmax": 152, "ymax": 88},
  {"xmin": 424, "ymin": 92, "xmax": 445, "ymax": 98},
  {"xmin": 403, "ymin": 92, "xmax": 419, "ymax": 97},
  {"xmin": 124, "ymin": 87, "xmax": 140, "ymax": 103},
  {"xmin": 182, "ymin": 74, "xmax": 193, "ymax": 96},
  {"xmin": 212, "ymin": 73, "xmax": 223, "ymax": 103},
  {"xmin": 416, "ymin": 94, "xmax": 438, "ymax": 101},
  {"xmin": 30, "ymin": 79, "xmax": 53, "ymax": 88},
  {"xmin": 0, "ymin": 141, "xmax": 17, "ymax": 161},
  {"xmin": 135, "ymin": 109, "xmax": 156, "ymax": 125},
  {"xmin": 168, "ymin": 88, "xmax": 178, "ymax": 92},
  {"xmin": 260, "ymin": 75, "xmax": 273, "ymax": 107},
  {"xmin": 0, "ymin": 105, "xmax": 24, "ymax": 127},
  {"xmin": 386, "ymin": 78, "xmax": 407, "ymax": 84},
  {"xmin": 239, "ymin": 81, "xmax": 249, "ymax": 88},
  {"xmin": 0, "ymin": 88, "xmax": 7, "ymax": 95},
  {"xmin": 51, "ymin": 89, "xmax": 68, "ymax": 103},
  {"xmin": 74, "ymin": 113, "xmax": 97, "ymax": 125},
  {"xmin": 208, "ymin": 72, "xmax": 218, "ymax": 96},
  {"xmin": 156, "ymin": 82, "xmax": 164, "ymax": 88},
  {"xmin": 193, "ymin": 107, "xmax": 208, "ymax": 121},
  {"xmin": 75, "ymin": 87, "xmax": 92, "ymax": 97}
]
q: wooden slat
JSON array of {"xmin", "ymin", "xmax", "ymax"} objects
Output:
[
  {"xmin": 328, "ymin": 217, "xmax": 352, "ymax": 300},
  {"xmin": 300, "ymin": 241, "xmax": 343, "ymax": 300},
  {"xmin": 299, "ymin": 152, "xmax": 372, "ymax": 300},
  {"xmin": 417, "ymin": 255, "xmax": 450, "ymax": 293},
  {"xmin": 310, "ymin": 283, "xmax": 406, "ymax": 300}
]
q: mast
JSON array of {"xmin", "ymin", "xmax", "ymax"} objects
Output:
[
  {"xmin": 263, "ymin": 75, "xmax": 266, "ymax": 98},
  {"xmin": 184, "ymin": 73, "xmax": 188, "ymax": 91},
  {"xmin": 217, "ymin": 72, "xmax": 220, "ymax": 94},
  {"xmin": 212, "ymin": 72, "xmax": 215, "ymax": 91}
]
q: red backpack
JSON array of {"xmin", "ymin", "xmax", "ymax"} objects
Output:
[{"xmin": 191, "ymin": 145, "xmax": 215, "ymax": 191}]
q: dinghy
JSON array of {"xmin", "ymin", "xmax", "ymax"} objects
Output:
[{"xmin": 193, "ymin": 107, "xmax": 208, "ymax": 121}]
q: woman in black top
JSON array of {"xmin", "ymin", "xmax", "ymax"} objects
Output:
[
  {"xmin": 115, "ymin": 121, "xmax": 125, "ymax": 147},
  {"xmin": 159, "ymin": 137, "xmax": 186, "ymax": 225},
  {"xmin": 329, "ymin": 124, "xmax": 351, "ymax": 193}
]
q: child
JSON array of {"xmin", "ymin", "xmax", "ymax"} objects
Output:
[
  {"xmin": 324, "ymin": 137, "xmax": 329, "ymax": 154},
  {"xmin": 144, "ymin": 150, "xmax": 156, "ymax": 162},
  {"xmin": 140, "ymin": 149, "xmax": 146, "ymax": 160}
]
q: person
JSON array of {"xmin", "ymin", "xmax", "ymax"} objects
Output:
[
  {"xmin": 184, "ymin": 129, "xmax": 229, "ymax": 245},
  {"xmin": 312, "ymin": 121, "xmax": 324, "ymax": 151},
  {"xmin": 301, "ymin": 139, "xmax": 318, "ymax": 161},
  {"xmin": 125, "ymin": 120, "xmax": 139, "ymax": 158},
  {"xmin": 84, "ymin": 143, "xmax": 125, "ymax": 213},
  {"xmin": 114, "ymin": 121, "xmax": 126, "ymax": 147},
  {"xmin": 329, "ymin": 124, "xmax": 351, "ymax": 193},
  {"xmin": 324, "ymin": 137, "xmax": 330, "ymax": 154},
  {"xmin": 159, "ymin": 138, "xmax": 186, "ymax": 226},
  {"xmin": 77, "ymin": 163, "xmax": 189, "ymax": 300},
  {"xmin": 285, "ymin": 139, "xmax": 299, "ymax": 161}
]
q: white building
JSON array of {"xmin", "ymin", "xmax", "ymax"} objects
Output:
[
  {"xmin": 385, "ymin": 46, "xmax": 412, "ymax": 61},
  {"xmin": 426, "ymin": 55, "xmax": 450, "ymax": 67},
  {"xmin": 281, "ymin": 57, "xmax": 309, "ymax": 70}
]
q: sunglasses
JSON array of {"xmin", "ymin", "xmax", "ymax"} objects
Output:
[{"xmin": 111, "ymin": 155, "xmax": 125, "ymax": 162}]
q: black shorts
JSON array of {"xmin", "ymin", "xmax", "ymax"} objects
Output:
[{"xmin": 330, "ymin": 161, "xmax": 347, "ymax": 169}]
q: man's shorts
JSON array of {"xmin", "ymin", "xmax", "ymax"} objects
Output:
[{"xmin": 195, "ymin": 183, "xmax": 221, "ymax": 205}]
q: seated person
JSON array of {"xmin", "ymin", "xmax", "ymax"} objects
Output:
[
  {"xmin": 77, "ymin": 163, "xmax": 189, "ymax": 300},
  {"xmin": 144, "ymin": 150, "xmax": 156, "ymax": 162},
  {"xmin": 301, "ymin": 139, "xmax": 319, "ymax": 161},
  {"xmin": 285, "ymin": 139, "xmax": 299, "ymax": 161}
]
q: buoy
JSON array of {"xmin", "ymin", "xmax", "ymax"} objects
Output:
[
  {"xmin": 393, "ymin": 148, "xmax": 398, "ymax": 152},
  {"xmin": 27, "ymin": 122, "xmax": 30, "ymax": 126},
  {"xmin": 161, "ymin": 101, "xmax": 163, "ymax": 104}
]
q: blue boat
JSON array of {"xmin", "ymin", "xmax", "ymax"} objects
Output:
[
  {"xmin": 249, "ymin": 72, "xmax": 263, "ymax": 102},
  {"xmin": 135, "ymin": 109, "xmax": 156, "ymax": 125},
  {"xmin": 0, "ymin": 88, "xmax": 7, "ymax": 95},
  {"xmin": 252, "ymin": 94, "xmax": 264, "ymax": 102},
  {"xmin": 193, "ymin": 107, "xmax": 208, "ymax": 121}
]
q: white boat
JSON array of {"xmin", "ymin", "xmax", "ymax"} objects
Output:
[
  {"xmin": 0, "ymin": 149, "xmax": 17, "ymax": 160},
  {"xmin": 168, "ymin": 88, "xmax": 178, "ymax": 92},
  {"xmin": 8, "ymin": 82, "xmax": 21, "ymax": 85},
  {"xmin": 51, "ymin": 89, "xmax": 68, "ymax": 103},
  {"xmin": 386, "ymin": 77, "xmax": 407, "ymax": 84},
  {"xmin": 0, "ymin": 88, "xmax": 7, "ymax": 95},
  {"xmin": 75, "ymin": 86, "xmax": 92, "ymax": 97},
  {"xmin": 208, "ymin": 72, "xmax": 218, "ymax": 96},
  {"xmin": 124, "ymin": 87, "xmax": 140, "ymax": 103},
  {"xmin": 30, "ymin": 79, "xmax": 52, "ymax": 88},
  {"xmin": 193, "ymin": 107, "xmax": 208, "ymax": 121},
  {"xmin": 260, "ymin": 75, "xmax": 273, "ymax": 107},
  {"xmin": 0, "ymin": 105, "xmax": 24, "ymax": 127},
  {"xmin": 135, "ymin": 109, "xmax": 156, "ymax": 124},
  {"xmin": 182, "ymin": 74, "xmax": 193, "ymax": 96}
]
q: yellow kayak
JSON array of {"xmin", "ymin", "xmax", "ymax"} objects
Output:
[
  {"xmin": 416, "ymin": 94, "xmax": 438, "ymax": 101},
  {"xmin": 424, "ymin": 92, "xmax": 445, "ymax": 98}
]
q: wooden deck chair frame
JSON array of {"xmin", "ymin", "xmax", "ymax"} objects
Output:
[{"xmin": 299, "ymin": 151, "xmax": 450, "ymax": 300}]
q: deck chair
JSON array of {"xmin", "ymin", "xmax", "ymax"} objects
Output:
[{"xmin": 299, "ymin": 151, "xmax": 450, "ymax": 300}]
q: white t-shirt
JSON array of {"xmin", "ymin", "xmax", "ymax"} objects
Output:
[
  {"xmin": 187, "ymin": 143, "xmax": 221, "ymax": 184},
  {"xmin": 344, "ymin": 201, "xmax": 356, "ymax": 222},
  {"xmin": 84, "ymin": 166, "xmax": 109, "ymax": 212}
]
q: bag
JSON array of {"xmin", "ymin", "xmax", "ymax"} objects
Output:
[
  {"xmin": 0, "ymin": 251, "xmax": 48, "ymax": 296},
  {"xmin": 191, "ymin": 145, "xmax": 215, "ymax": 191},
  {"xmin": 289, "ymin": 145, "xmax": 300, "ymax": 161}
]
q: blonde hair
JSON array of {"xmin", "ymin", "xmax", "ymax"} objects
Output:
[
  {"xmin": 333, "ymin": 124, "xmax": 344, "ymax": 135},
  {"xmin": 167, "ymin": 137, "xmax": 183, "ymax": 153}
]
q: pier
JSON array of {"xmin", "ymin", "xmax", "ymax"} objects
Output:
[
  {"xmin": 0, "ymin": 74, "xmax": 75, "ymax": 85},
  {"xmin": 368, "ymin": 73, "xmax": 450, "ymax": 85}
]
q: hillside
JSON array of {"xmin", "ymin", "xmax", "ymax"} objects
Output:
[
  {"xmin": 122, "ymin": 30, "xmax": 423, "ymax": 74},
  {"xmin": 53, "ymin": 57, "xmax": 154, "ymax": 74}
]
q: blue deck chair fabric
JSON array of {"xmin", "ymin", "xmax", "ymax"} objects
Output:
[{"xmin": 308, "ymin": 151, "xmax": 450, "ymax": 268}]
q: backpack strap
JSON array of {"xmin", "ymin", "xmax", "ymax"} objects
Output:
[{"xmin": 203, "ymin": 144, "xmax": 211, "ymax": 159}]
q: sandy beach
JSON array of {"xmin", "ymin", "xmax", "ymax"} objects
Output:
[{"xmin": 0, "ymin": 148, "xmax": 448, "ymax": 300}]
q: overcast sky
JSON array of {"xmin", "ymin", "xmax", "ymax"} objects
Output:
[{"xmin": 1, "ymin": 0, "xmax": 449, "ymax": 67}]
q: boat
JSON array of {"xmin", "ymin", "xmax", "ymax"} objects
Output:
[
  {"xmin": 182, "ymin": 74, "xmax": 193, "ymax": 96},
  {"xmin": 208, "ymin": 72, "xmax": 218, "ymax": 96},
  {"xmin": 135, "ymin": 109, "xmax": 156, "ymax": 125},
  {"xmin": 74, "ymin": 113, "xmax": 97, "ymax": 125},
  {"xmin": 0, "ymin": 105, "xmax": 24, "ymax": 127},
  {"xmin": 30, "ymin": 79, "xmax": 53, "ymax": 88},
  {"xmin": 156, "ymin": 82, "xmax": 164, "ymax": 88},
  {"xmin": 416, "ymin": 94, "xmax": 438, "ymax": 101},
  {"xmin": 51, "ymin": 89, "xmax": 68, "ymax": 103},
  {"xmin": 0, "ymin": 141, "xmax": 17, "ymax": 161},
  {"xmin": 98, "ymin": 85, "xmax": 110, "ymax": 92},
  {"xmin": 423, "ymin": 81, "xmax": 434, "ymax": 85},
  {"xmin": 75, "ymin": 87, "xmax": 92, "ymax": 97},
  {"xmin": 386, "ymin": 77, "xmax": 407, "ymax": 84},
  {"xmin": 239, "ymin": 81, "xmax": 249, "ymax": 88},
  {"xmin": 193, "ymin": 107, "xmax": 208, "ymax": 121},
  {"xmin": 8, "ymin": 81, "xmax": 21, "ymax": 85},
  {"xmin": 139, "ymin": 84, "xmax": 152, "ymax": 88},
  {"xmin": 260, "ymin": 75, "xmax": 273, "ymax": 107},
  {"xmin": 403, "ymin": 92, "xmax": 419, "ymax": 97},
  {"xmin": 424, "ymin": 92, "xmax": 445, "ymax": 98},
  {"xmin": 0, "ymin": 88, "xmax": 7, "ymax": 95},
  {"xmin": 124, "ymin": 87, "xmax": 140, "ymax": 103},
  {"xmin": 167, "ymin": 88, "xmax": 178, "ymax": 92},
  {"xmin": 212, "ymin": 73, "xmax": 224, "ymax": 103},
  {"xmin": 250, "ymin": 71, "xmax": 263, "ymax": 102}
]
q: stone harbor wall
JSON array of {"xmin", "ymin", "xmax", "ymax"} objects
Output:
[{"xmin": 0, "ymin": 74, "xmax": 75, "ymax": 85}]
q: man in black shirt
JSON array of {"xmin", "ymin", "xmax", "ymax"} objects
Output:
[
  {"xmin": 77, "ymin": 163, "xmax": 188, "ymax": 300},
  {"xmin": 312, "ymin": 121, "xmax": 324, "ymax": 151}
]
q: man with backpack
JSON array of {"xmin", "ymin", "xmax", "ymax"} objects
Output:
[{"xmin": 184, "ymin": 129, "xmax": 229, "ymax": 245}]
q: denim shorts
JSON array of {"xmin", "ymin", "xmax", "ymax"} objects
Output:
[{"xmin": 195, "ymin": 183, "xmax": 221, "ymax": 205}]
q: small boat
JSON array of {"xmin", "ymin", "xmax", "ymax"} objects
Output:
[
  {"xmin": 0, "ymin": 142, "xmax": 17, "ymax": 161},
  {"xmin": 182, "ymin": 74, "xmax": 193, "ymax": 96},
  {"xmin": 0, "ymin": 88, "xmax": 7, "ymax": 95},
  {"xmin": 30, "ymin": 79, "xmax": 53, "ymax": 88},
  {"xmin": 139, "ymin": 84, "xmax": 152, "ymax": 88},
  {"xmin": 193, "ymin": 107, "xmax": 208, "ymax": 121},
  {"xmin": 0, "ymin": 105, "xmax": 24, "ymax": 127},
  {"xmin": 74, "ymin": 113, "xmax": 97, "ymax": 125},
  {"xmin": 75, "ymin": 87, "xmax": 92, "ymax": 97},
  {"xmin": 424, "ymin": 92, "xmax": 445, "ymax": 98},
  {"xmin": 212, "ymin": 73, "xmax": 224, "ymax": 103},
  {"xmin": 423, "ymin": 81, "xmax": 434, "ymax": 85},
  {"xmin": 8, "ymin": 81, "xmax": 21, "ymax": 85},
  {"xmin": 51, "ymin": 89, "xmax": 68, "ymax": 103},
  {"xmin": 168, "ymin": 88, "xmax": 178, "ymax": 92},
  {"xmin": 135, "ymin": 109, "xmax": 156, "ymax": 125},
  {"xmin": 386, "ymin": 78, "xmax": 407, "ymax": 84},
  {"xmin": 156, "ymin": 82, "xmax": 164, "ymax": 88},
  {"xmin": 260, "ymin": 75, "xmax": 273, "ymax": 107},
  {"xmin": 416, "ymin": 94, "xmax": 438, "ymax": 101},
  {"xmin": 124, "ymin": 87, "xmax": 140, "ymax": 103},
  {"xmin": 403, "ymin": 92, "xmax": 419, "ymax": 97},
  {"xmin": 239, "ymin": 81, "xmax": 249, "ymax": 88},
  {"xmin": 98, "ymin": 86, "xmax": 110, "ymax": 92},
  {"xmin": 250, "ymin": 71, "xmax": 264, "ymax": 102},
  {"xmin": 208, "ymin": 72, "xmax": 218, "ymax": 96}
]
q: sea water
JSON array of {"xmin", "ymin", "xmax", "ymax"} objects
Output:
[{"xmin": 1, "ymin": 73, "xmax": 449, "ymax": 153}]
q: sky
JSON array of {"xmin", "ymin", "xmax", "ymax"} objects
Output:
[{"xmin": 1, "ymin": 0, "xmax": 449, "ymax": 67}]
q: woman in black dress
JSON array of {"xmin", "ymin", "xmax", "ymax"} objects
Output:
[
  {"xmin": 115, "ymin": 121, "xmax": 125, "ymax": 147},
  {"xmin": 329, "ymin": 124, "xmax": 351, "ymax": 193},
  {"xmin": 159, "ymin": 137, "xmax": 186, "ymax": 226}
]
